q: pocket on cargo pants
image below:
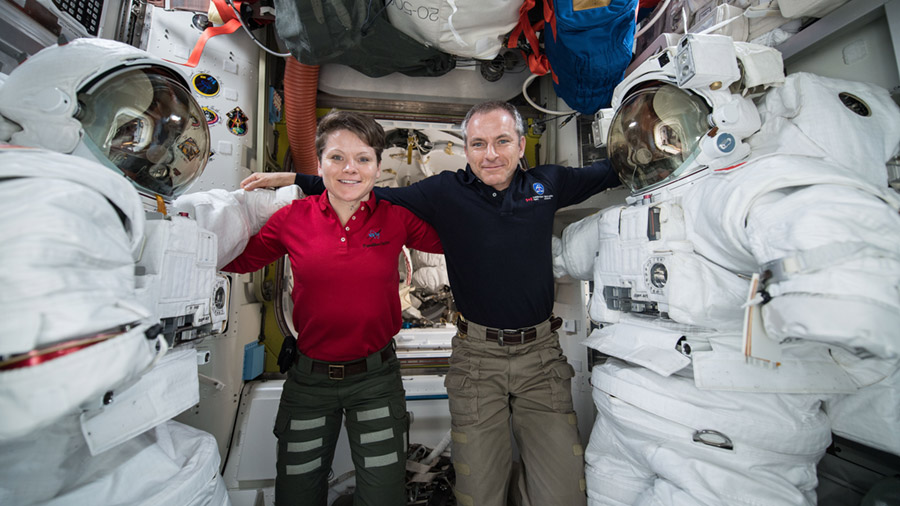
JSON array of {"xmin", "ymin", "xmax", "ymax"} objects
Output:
[
  {"xmin": 444, "ymin": 371, "xmax": 479, "ymax": 426},
  {"xmin": 539, "ymin": 346, "xmax": 576, "ymax": 412},
  {"xmin": 445, "ymin": 345, "xmax": 480, "ymax": 426}
]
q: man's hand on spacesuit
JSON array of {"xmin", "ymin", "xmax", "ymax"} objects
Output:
[{"xmin": 241, "ymin": 172, "xmax": 297, "ymax": 191}]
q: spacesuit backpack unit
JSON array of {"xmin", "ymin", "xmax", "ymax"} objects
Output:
[
  {"xmin": 0, "ymin": 39, "xmax": 230, "ymax": 505},
  {"xmin": 555, "ymin": 34, "xmax": 900, "ymax": 505}
]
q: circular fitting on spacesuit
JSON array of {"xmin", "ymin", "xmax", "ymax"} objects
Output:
[
  {"xmin": 607, "ymin": 83, "xmax": 712, "ymax": 194},
  {"xmin": 76, "ymin": 66, "xmax": 210, "ymax": 199}
]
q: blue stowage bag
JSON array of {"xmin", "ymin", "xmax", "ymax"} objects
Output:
[{"xmin": 544, "ymin": 0, "xmax": 638, "ymax": 115}]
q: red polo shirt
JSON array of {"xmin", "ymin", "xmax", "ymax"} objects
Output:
[{"xmin": 223, "ymin": 191, "xmax": 442, "ymax": 361}]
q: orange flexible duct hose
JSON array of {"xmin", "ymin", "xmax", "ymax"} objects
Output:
[{"xmin": 283, "ymin": 58, "xmax": 320, "ymax": 175}]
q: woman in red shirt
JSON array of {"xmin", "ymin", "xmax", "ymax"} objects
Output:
[{"xmin": 224, "ymin": 111, "xmax": 442, "ymax": 506}]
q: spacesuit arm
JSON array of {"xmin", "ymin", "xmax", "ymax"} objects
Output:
[
  {"xmin": 551, "ymin": 236, "xmax": 567, "ymax": 279},
  {"xmin": 744, "ymin": 183, "xmax": 900, "ymax": 362},
  {"xmin": 410, "ymin": 250, "xmax": 449, "ymax": 293},
  {"xmin": 174, "ymin": 186, "xmax": 302, "ymax": 269},
  {"xmin": 221, "ymin": 205, "xmax": 291, "ymax": 274},
  {"xmin": 554, "ymin": 207, "xmax": 620, "ymax": 280}
]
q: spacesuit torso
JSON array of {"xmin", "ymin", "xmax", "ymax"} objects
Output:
[{"xmin": 572, "ymin": 152, "xmax": 900, "ymax": 394}]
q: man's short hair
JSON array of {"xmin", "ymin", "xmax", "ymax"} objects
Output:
[
  {"xmin": 461, "ymin": 101, "xmax": 526, "ymax": 144},
  {"xmin": 315, "ymin": 110, "xmax": 386, "ymax": 164}
]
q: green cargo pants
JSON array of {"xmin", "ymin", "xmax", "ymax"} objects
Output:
[
  {"xmin": 445, "ymin": 316, "xmax": 587, "ymax": 506},
  {"xmin": 273, "ymin": 343, "xmax": 408, "ymax": 506}
]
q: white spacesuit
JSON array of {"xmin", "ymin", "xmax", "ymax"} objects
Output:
[
  {"xmin": 555, "ymin": 34, "xmax": 900, "ymax": 505},
  {"xmin": 0, "ymin": 38, "xmax": 243, "ymax": 505}
]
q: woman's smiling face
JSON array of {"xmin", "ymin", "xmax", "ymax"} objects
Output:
[{"xmin": 318, "ymin": 128, "xmax": 381, "ymax": 207}]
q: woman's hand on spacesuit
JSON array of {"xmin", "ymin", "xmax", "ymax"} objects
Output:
[{"xmin": 241, "ymin": 172, "xmax": 296, "ymax": 191}]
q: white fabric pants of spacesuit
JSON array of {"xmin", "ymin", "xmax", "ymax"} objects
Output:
[
  {"xmin": 0, "ymin": 417, "xmax": 228, "ymax": 505},
  {"xmin": 584, "ymin": 359, "xmax": 831, "ymax": 506}
]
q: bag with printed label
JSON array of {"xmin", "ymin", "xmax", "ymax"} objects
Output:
[{"xmin": 386, "ymin": 0, "xmax": 525, "ymax": 60}]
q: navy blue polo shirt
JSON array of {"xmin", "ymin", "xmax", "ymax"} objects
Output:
[{"xmin": 294, "ymin": 160, "xmax": 619, "ymax": 329}]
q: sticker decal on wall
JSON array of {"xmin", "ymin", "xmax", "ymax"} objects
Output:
[
  {"xmin": 193, "ymin": 73, "xmax": 220, "ymax": 97},
  {"xmin": 227, "ymin": 106, "xmax": 249, "ymax": 136},
  {"xmin": 202, "ymin": 106, "xmax": 220, "ymax": 126}
]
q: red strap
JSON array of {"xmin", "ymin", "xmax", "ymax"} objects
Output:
[
  {"xmin": 507, "ymin": 0, "xmax": 553, "ymax": 77},
  {"xmin": 169, "ymin": 0, "xmax": 243, "ymax": 68},
  {"xmin": 507, "ymin": 0, "xmax": 536, "ymax": 51},
  {"xmin": 544, "ymin": 0, "xmax": 556, "ymax": 40}
]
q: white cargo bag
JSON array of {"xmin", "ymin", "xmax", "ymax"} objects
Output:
[{"xmin": 386, "ymin": 0, "xmax": 523, "ymax": 60}]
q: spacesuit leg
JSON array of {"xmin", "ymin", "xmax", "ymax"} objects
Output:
[
  {"xmin": 0, "ymin": 417, "xmax": 227, "ymax": 506},
  {"xmin": 827, "ymin": 365, "xmax": 900, "ymax": 456},
  {"xmin": 0, "ymin": 415, "xmax": 85, "ymax": 504},
  {"xmin": 583, "ymin": 397, "xmax": 655, "ymax": 506},
  {"xmin": 587, "ymin": 359, "xmax": 828, "ymax": 506}
]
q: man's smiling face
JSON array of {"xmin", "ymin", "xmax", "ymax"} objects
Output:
[{"xmin": 464, "ymin": 108, "xmax": 526, "ymax": 191}]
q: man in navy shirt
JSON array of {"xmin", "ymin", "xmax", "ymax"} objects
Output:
[{"xmin": 242, "ymin": 101, "xmax": 620, "ymax": 506}]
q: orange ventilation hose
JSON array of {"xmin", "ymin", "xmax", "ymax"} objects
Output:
[{"xmin": 283, "ymin": 58, "xmax": 320, "ymax": 175}]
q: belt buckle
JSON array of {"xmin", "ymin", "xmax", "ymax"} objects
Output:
[
  {"xmin": 496, "ymin": 329, "xmax": 525, "ymax": 346},
  {"xmin": 328, "ymin": 364, "xmax": 345, "ymax": 380}
]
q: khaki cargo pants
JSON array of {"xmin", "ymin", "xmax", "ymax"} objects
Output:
[
  {"xmin": 273, "ymin": 345, "xmax": 408, "ymax": 506},
  {"xmin": 446, "ymin": 316, "xmax": 587, "ymax": 506}
]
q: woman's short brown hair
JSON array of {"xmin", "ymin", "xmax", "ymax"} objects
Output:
[{"xmin": 315, "ymin": 110, "xmax": 386, "ymax": 164}]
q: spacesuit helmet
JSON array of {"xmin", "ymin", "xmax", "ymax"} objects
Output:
[
  {"xmin": 0, "ymin": 38, "xmax": 209, "ymax": 200},
  {"xmin": 602, "ymin": 34, "xmax": 784, "ymax": 195},
  {"xmin": 607, "ymin": 82, "xmax": 712, "ymax": 193}
]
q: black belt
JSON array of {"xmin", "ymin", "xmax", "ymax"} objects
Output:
[
  {"xmin": 456, "ymin": 316, "xmax": 563, "ymax": 346},
  {"xmin": 310, "ymin": 345, "xmax": 395, "ymax": 380}
]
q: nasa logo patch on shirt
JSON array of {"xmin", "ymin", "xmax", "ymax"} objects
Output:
[{"xmin": 365, "ymin": 228, "xmax": 388, "ymax": 248}]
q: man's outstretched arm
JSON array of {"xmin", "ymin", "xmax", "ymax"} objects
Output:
[{"xmin": 241, "ymin": 171, "xmax": 439, "ymax": 222}]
